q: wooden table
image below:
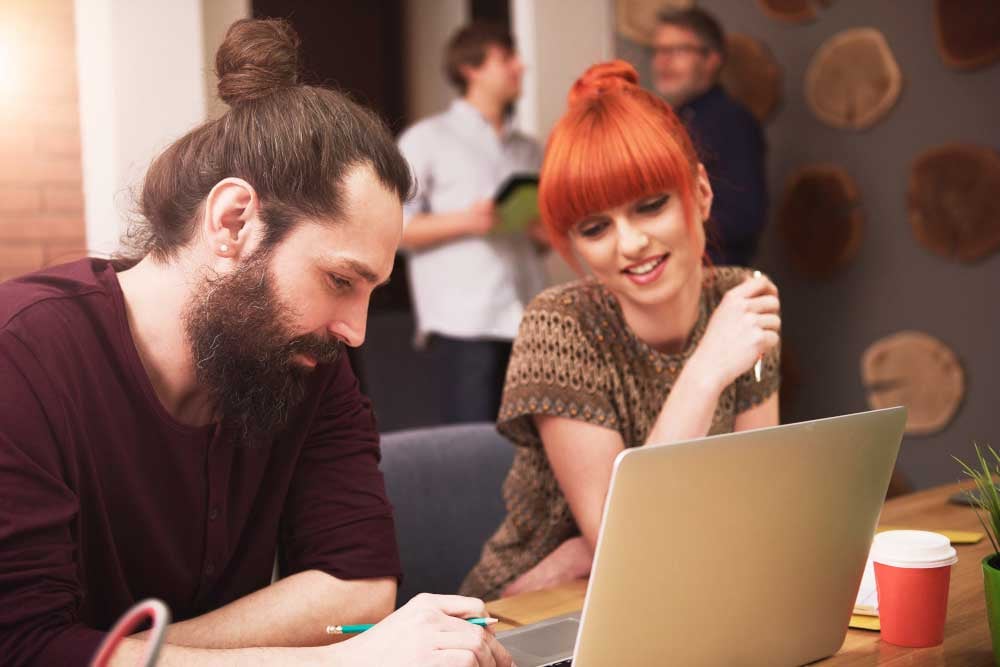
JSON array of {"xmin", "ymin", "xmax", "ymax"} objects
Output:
[{"xmin": 486, "ymin": 481, "xmax": 995, "ymax": 665}]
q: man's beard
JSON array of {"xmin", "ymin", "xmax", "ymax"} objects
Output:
[
  {"xmin": 656, "ymin": 79, "xmax": 690, "ymax": 108},
  {"xmin": 183, "ymin": 251, "xmax": 342, "ymax": 444}
]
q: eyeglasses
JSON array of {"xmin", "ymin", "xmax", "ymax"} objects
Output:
[{"xmin": 652, "ymin": 44, "xmax": 710, "ymax": 58}]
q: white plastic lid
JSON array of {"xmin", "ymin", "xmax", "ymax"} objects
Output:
[{"xmin": 870, "ymin": 530, "xmax": 958, "ymax": 569}]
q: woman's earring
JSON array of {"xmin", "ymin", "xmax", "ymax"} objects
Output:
[{"xmin": 219, "ymin": 244, "xmax": 229, "ymax": 253}]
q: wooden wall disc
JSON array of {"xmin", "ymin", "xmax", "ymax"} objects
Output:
[
  {"xmin": 934, "ymin": 0, "xmax": 1000, "ymax": 70},
  {"xmin": 778, "ymin": 165, "xmax": 863, "ymax": 279},
  {"xmin": 719, "ymin": 33, "xmax": 783, "ymax": 122},
  {"xmin": 861, "ymin": 331, "xmax": 965, "ymax": 436},
  {"xmin": 757, "ymin": 0, "xmax": 835, "ymax": 24},
  {"xmin": 908, "ymin": 144, "xmax": 1000, "ymax": 263},
  {"xmin": 615, "ymin": 0, "xmax": 694, "ymax": 46},
  {"xmin": 805, "ymin": 28, "xmax": 902, "ymax": 130}
]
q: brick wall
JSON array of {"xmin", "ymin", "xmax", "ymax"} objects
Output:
[{"xmin": 0, "ymin": 0, "xmax": 86, "ymax": 282}]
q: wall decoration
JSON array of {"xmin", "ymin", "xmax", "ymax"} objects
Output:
[
  {"xmin": 861, "ymin": 331, "xmax": 965, "ymax": 436},
  {"xmin": 719, "ymin": 33, "xmax": 783, "ymax": 123},
  {"xmin": 908, "ymin": 144, "xmax": 1000, "ymax": 263},
  {"xmin": 805, "ymin": 28, "xmax": 902, "ymax": 130},
  {"xmin": 615, "ymin": 0, "xmax": 694, "ymax": 46},
  {"xmin": 934, "ymin": 0, "xmax": 1000, "ymax": 70},
  {"xmin": 757, "ymin": 0, "xmax": 835, "ymax": 24},
  {"xmin": 778, "ymin": 165, "xmax": 863, "ymax": 280}
]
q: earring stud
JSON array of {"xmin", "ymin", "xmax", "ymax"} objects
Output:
[{"xmin": 220, "ymin": 244, "xmax": 229, "ymax": 253}]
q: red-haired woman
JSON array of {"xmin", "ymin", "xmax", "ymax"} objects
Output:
[{"xmin": 461, "ymin": 61, "xmax": 781, "ymax": 601}]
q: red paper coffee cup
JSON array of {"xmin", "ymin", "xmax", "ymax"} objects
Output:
[{"xmin": 871, "ymin": 530, "xmax": 957, "ymax": 647}]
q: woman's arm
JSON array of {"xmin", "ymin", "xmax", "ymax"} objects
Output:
[
  {"xmin": 538, "ymin": 417, "xmax": 625, "ymax": 550},
  {"xmin": 501, "ymin": 278, "xmax": 782, "ymax": 597},
  {"xmin": 503, "ymin": 390, "xmax": 779, "ymax": 598},
  {"xmin": 644, "ymin": 273, "xmax": 780, "ymax": 445},
  {"xmin": 500, "ymin": 417, "xmax": 620, "ymax": 596},
  {"xmin": 539, "ymin": 354, "xmax": 738, "ymax": 549},
  {"xmin": 733, "ymin": 393, "xmax": 779, "ymax": 432},
  {"xmin": 502, "ymin": 378, "xmax": 726, "ymax": 598}
]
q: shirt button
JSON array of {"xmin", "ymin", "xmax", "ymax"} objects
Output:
[
  {"xmin": 208, "ymin": 506, "xmax": 220, "ymax": 521},
  {"xmin": 205, "ymin": 562, "xmax": 216, "ymax": 577}
]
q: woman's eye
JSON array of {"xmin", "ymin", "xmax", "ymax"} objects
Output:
[
  {"xmin": 637, "ymin": 195, "xmax": 670, "ymax": 215},
  {"xmin": 578, "ymin": 220, "xmax": 609, "ymax": 238}
]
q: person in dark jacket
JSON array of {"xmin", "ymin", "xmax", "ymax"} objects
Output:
[{"xmin": 652, "ymin": 7, "xmax": 769, "ymax": 267}]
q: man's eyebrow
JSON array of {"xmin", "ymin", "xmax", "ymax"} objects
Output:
[{"xmin": 337, "ymin": 258, "xmax": 391, "ymax": 287}]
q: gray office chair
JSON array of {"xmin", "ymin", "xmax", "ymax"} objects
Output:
[{"xmin": 379, "ymin": 422, "xmax": 514, "ymax": 607}]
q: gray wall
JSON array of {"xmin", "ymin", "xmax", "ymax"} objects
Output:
[{"xmin": 618, "ymin": 0, "xmax": 1000, "ymax": 490}]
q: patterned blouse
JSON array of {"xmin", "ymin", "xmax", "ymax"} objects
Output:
[{"xmin": 460, "ymin": 266, "xmax": 780, "ymax": 601}]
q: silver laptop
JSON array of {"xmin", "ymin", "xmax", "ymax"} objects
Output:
[{"xmin": 498, "ymin": 407, "xmax": 906, "ymax": 666}]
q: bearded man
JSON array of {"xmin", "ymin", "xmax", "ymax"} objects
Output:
[{"xmin": 0, "ymin": 17, "xmax": 511, "ymax": 667}]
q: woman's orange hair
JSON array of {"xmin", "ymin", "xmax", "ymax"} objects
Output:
[{"xmin": 539, "ymin": 60, "xmax": 701, "ymax": 264}]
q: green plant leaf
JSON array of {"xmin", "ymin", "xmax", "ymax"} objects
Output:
[
  {"xmin": 975, "ymin": 506, "xmax": 1000, "ymax": 555},
  {"xmin": 955, "ymin": 442, "xmax": 1000, "ymax": 554}
]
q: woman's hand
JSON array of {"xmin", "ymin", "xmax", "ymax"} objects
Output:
[
  {"xmin": 325, "ymin": 593, "xmax": 512, "ymax": 667},
  {"xmin": 686, "ymin": 273, "xmax": 780, "ymax": 395},
  {"xmin": 500, "ymin": 536, "xmax": 593, "ymax": 598}
]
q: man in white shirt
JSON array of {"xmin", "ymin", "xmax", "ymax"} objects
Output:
[{"xmin": 398, "ymin": 22, "xmax": 547, "ymax": 423}]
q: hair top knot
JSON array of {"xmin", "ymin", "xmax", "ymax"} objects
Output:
[
  {"xmin": 216, "ymin": 18, "xmax": 300, "ymax": 107},
  {"xmin": 567, "ymin": 60, "xmax": 640, "ymax": 107}
]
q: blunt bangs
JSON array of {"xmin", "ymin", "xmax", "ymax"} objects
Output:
[{"xmin": 539, "ymin": 90, "xmax": 700, "ymax": 262}]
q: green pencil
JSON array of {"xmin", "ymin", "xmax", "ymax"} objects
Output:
[{"xmin": 326, "ymin": 616, "xmax": 499, "ymax": 635}]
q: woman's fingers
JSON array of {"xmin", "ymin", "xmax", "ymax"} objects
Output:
[
  {"xmin": 747, "ymin": 294, "xmax": 780, "ymax": 314},
  {"xmin": 759, "ymin": 329, "xmax": 780, "ymax": 352},
  {"xmin": 733, "ymin": 273, "xmax": 779, "ymax": 299},
  {"xmin": 756, "ymin": 313, "xmax": 781, "ymax": 332}
]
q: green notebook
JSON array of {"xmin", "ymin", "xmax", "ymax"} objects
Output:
[{"xmin": 493, "ymin": 174, "xmax": 539, "ymax": 235}]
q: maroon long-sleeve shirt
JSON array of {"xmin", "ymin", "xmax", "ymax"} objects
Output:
[{"xmin": 0, "ymin": 259, "xmax": 401, "ymax": 666}]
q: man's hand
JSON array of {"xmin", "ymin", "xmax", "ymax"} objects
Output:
[
  {"xmin": 401, "ymin": 200, "xmax": 500, "ymax": 250},
  {"xmin": 462, "ymin": 199, "xmax": 499, "ymax": 236},
  {"xmin": 326, "ymin": 593, "xmax": 514, "ymax": 667},
  {"xmin": 527, "ymin": 218, "xmax": 550, "ymax": 251}
]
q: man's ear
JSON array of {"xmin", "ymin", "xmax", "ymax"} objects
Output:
[
  {"xmin": 459, "ymin": 59, "xmax": 483, "ymax": 90},
  {"xmin": 706, "ymin": 50, "xmax": 724, "ymax": 80},
  {"xmin": 202, "ymin": 178, "xmax": 261, "ymax": 260},
  {"xmin": 458, "ymin": 65, "xmax": 476, "ymax": 90}
]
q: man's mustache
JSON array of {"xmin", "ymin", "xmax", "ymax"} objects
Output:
[{"xmin": 285, "ymin": 334, "xmax": 342, "ymax": 364}]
